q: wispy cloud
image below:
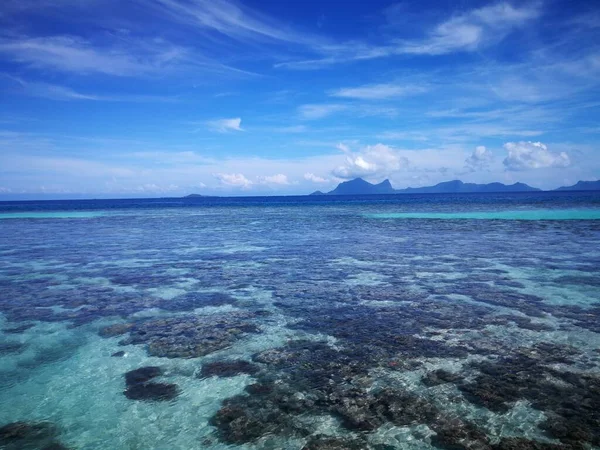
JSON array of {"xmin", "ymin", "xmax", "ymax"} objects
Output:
[
  {"xmin": 0, "ymin": 34, "xmax": 256, "ymax": 77},
  {"xmin": 1, "ymin": 74, "xmax": 178, "ymax": 102},
  {"xmin": 0, "ymin": 35, "xmax": 186, "ymax": 76},
  {"xmin": 329, "ymin": 83, "xmax": 427, "ymax": 100},
  {"xmin": 397, "ymin": 2, "xmax": 540, "ymax": 55},
  {"xmin": 298, "ymin": 104, "xmax": 348, "ymax": 120},
  {"xmin": 213, "ymin": 172, "xmax": 289, "ymax": 188},
  {"xmin": 145, "ymin": 0, "xmax": 315, "ymax": 45},
  {"xmin": 278, "ymin": 2, "xmax": 541, "ymax": 69},
  {"xmin": 257, "ymin": 125, "xmax": 308, "ymax": 133},
  {"xmin": 377, "ymin": 131, "xmax": 430, "ymax": 142},
  {"xmin": 206, "ymin": 117, "xmax": 243, "ymax": 132},
  {"xmin": 3, "ymin": 75, "xmax": 102, "ymax": 101},
  {"xmin": 298, "ymin": 103, "xmax": 398, "ymax": 120}
]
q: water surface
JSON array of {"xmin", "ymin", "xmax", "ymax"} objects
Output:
[{"xmin": 1, "ymin": 192, "xmax": 599, "ymax": 450}]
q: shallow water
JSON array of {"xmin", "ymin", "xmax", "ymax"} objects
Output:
[
  {"xmin": 365, "ymin": 208, "xmax": 600, "ymax": 220},
  {"xmin": 1, "ymin": 192, "xmax": 599, "ymax": 450},
  {"xmin": 0, "ymin": 212, "xmax": 104, "ymax": 219}
]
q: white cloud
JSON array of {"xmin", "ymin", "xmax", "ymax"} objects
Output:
[
  {"xmin": 0, "ymin": 33, "xmax": 256, "ymax": 78},
  {"xmin": 298, "ymin": 104, "xmax": 347, "ymax": 120},
  {"xmin": 377, "ymin": 131, "xmax": 429, "ymax": 142},
  {"xmin": 398, "ymin": 2, "xmax": 540, "ymax": 55},
  {"xmin": 13, "ymin": 79, "xmax": 100, "ymax": 101},
  {"xmin": 132, "ymin": 183, "xmax": 180, "ymax": 193},
  {"xmin": 329, "ymin": 83, "xmax": 427, "ymax": 100},
  {"xmin": 333, "ymin": 143, "xmax": 410, "ymax": 179},
  {"xmin": 214, "ymin": 172, "xmax": 252, "ymax": 188},
  {"xmin": 0, "ymin": 35, "xmax": 188, "ymax": 76},
  {"xmin": 207, "ymin": 117, "xmax": 243, "ymax": 132},
  {"xmin": 258, "ymin": 174, "xmax": 290, "ymax": 185},
  {"xmin": 298, "ymin": 103, "xmax": 398, "ymax": 120},
  {"xmin": 149, "ymin": 0, "xmax": 313, "ymax": 44},
  {"xmin": 304, "ymin": 173, "xmax": 329, "ymax": 183},
  {"xmin": 503, "ymin": 141, "xmax": 571, "ymax": 171},
  {"xmin": 465, "ymin": 145, "xmax": 494, "ymax": 170},
  {"xmin": 336, "ymin": 142, "xmax": 351, "ymax": 153},
  {"xmin": 1, "ymin": 74, "xmax": 178, "ymax": 102},
  {"xmin": 278, "ymin": 2, "xmax": 540, "ymax": 69}
]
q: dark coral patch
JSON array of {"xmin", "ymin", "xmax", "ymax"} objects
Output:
[
  {"xmin": 0, "ymin": 341, "xmax": 26, "ymax": 355},
  {"xmin": 491, "ymin": 438, "xmax": 569, "ymax": 449},
  {"xmin": 156, "ymin": 292, "xmax": 237, "ymax": 312},
  {"xmin": 124, "ymin": 382, "xmax": 179, "ymax": 401},
  {"xmin": 118, "ymin": 313, "xmax": 260, "ymax": 358},
  {"xmin": 331, "ymin": 388, "xmax": 439, "ymax": 432},
  {"xmin": 209, "ymin": 400, "xmax": 299, "ymax": 444},
  {"xmin": 0, "ymin": 422, "xmax": 70, "ymax": 450},
  {"xmin": 200, "ymin": 360, "xmax": 260, "ymax": 378},
  {"xmin": 210, "ymin": 340, "xmax": 489, "ymax": 447},
  {"xmin": 430, "ymin": 418, "xmax": 491, "ymax": 449},
  {"xmin": 3, "ymin": 323, "xmax": 35, "ymax": 334},
  {"xmin": 422, "ymin": 369, "xmax": 462, "ymax": 387},
  {"xmin": 41, "ymin": 444, "xmax": 71, "ymax": 450},
  {"xmin": 301, "ymin": 435, "xmax": 367, "ymax": 450},
  {"xmin": 99, "ymin": 323, "xmax": 133, "ymax": 338},
  {"xmin": 125, "ymin": 366, "xmax": 162, "ymax": 385},
  {"xmin": 459, "ymin": 344, "xmax": 600, "ymax": 448},
  {"xmin": 123, "ymin": 366, "xmax": 179, "ymax": 401}
]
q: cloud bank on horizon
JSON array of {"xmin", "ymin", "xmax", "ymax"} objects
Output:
[{"xmin": 0, "ymin": 0, "xmax": 599, "ymax": 197}]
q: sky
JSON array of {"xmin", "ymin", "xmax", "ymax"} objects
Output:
[{"xmin": 0, "ymin": 0, "xmax": 599, "ymax": 198}]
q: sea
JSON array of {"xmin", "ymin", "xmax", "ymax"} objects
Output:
[{"xmin": 1, "ymin": 192, "xmax": 599, "ymax": 450}]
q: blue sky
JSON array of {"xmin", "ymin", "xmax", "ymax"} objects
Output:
[{"xmin": 0, "ymin": 0, "xmax": 599, "ymax": 198}]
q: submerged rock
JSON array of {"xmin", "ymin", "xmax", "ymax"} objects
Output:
[
  {"xmin": 0, "ymin": 422, "xmax": 69, "ymax": 450},
  {"xmin": 125, "ymin": 366, "xmax": 162, "ymax": 385},
  {"xmin": 119, "ymin": 313, "xmax": 260, "ymax": 358},
  {"xmin": 459, "ymin": 344, "xmax": 600, "ymax": 448},
  {"xmin": 422, "ymin": 369, "xmax": 463, "ymax": 387},
  {"xmin": 0, "ymin": 341, "xmax": 27, "ymax": 355},
  {"xmin": 491, "ymin": 438, "xmax": 568, "ymax": 449},
  {"xmin": 210, "ymin": 340, "xmax": 483, "ymax": 447},
  {"xmin": 209, "ymin": 401, "xmax": 291, "ymax": 444},
  {"xmin": 124, "ymin": 382, "xmax": 179, "ymax": 401},
  {"xmin": 430, "ymin": 418, "xmax": 491, "ymax": 450},
  {"xmin": 41, "ymin": 444, "xmax": 71, "ymax": 450},
  {"xmin": 3, "ymin": 323, "xmax": 35, "ymax": 334},
  {"xmin": 200, "ymin": 360, "xmax": 260, "ymax": 378},
  {"xmin": 301, "ymin": 434, "xmax": 367, "ymax": 450},
  {"xmin": 156, "ymin": 292, "xmax": 237, "ymax": 312},
  {"xmin": 123, "ymin": 366, "xmax": 179, "ymax": 401},
  {"xmin": 99, "ymin": 323, "xmax": 133, "ymax": 338},
  {"xmin": 111, "ymin": 351, "xmax": 125, "ymax": 357}
]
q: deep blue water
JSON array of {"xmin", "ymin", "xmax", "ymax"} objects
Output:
[{"xmin": 1, "ymin": 192, "xmax": 599, "ymax": 450}]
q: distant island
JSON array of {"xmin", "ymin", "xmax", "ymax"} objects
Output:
[
  {"xmin": 310, "ymin": 178, "xmax": 600, "ymax": 196},
  {"xmin": 182, "ymin": 178, "xmax": 600, "ymax": 198},
  {"xmin": 555, "ymin": 180, "xmax": 600, "ymax": 191},
  {"xmin": 184, "ymin": 194, "xmax": 212, "ymax": 198}
]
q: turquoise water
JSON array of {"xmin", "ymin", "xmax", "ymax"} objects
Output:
[
  {"xmin": 365, "ymin": 208, "xmax": 600, "ymax": 220},
  {"xmin": 0, "ymin": 212, "xmax": 104, "ymax": 219},
  {"xmin": 0, "ymin": 192, "xmax": 599, "ymax": 450}
]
